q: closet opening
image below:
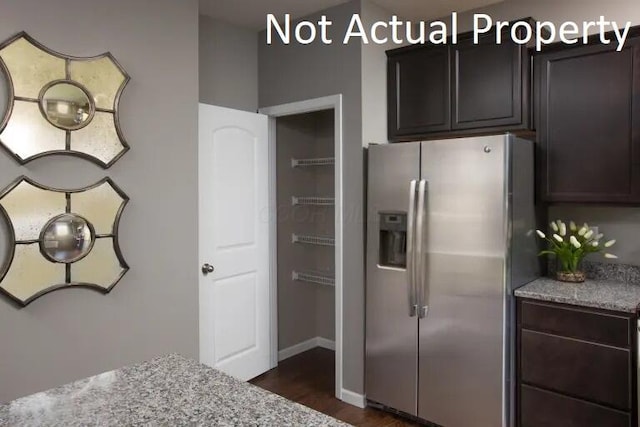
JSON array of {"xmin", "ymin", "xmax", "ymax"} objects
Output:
[
  {"xmin": 256, "ymin": 95, "xmax": 344, "ymax": 401},
  {"xmin": 276, "ymin": 108, "xmax": 335, "ymax": 365}
]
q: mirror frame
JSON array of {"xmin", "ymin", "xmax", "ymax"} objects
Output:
[
  {"xmin": 0, "ymin": 176, "xmax": 129, "ymax": 307},
  {"xmin": 0, "ymin": 31, "xmax": 130, "ymax": 168}
]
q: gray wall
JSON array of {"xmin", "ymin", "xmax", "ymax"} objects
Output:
[
  {"xmin": 0, "ymin": 0, "xmax": 199, "ymax": 402},
  {"xmin": 276, "ymin": 112, "xmax": 335, "ymax": 350},
  {"xmin": 259, "ymin": 0, "xmax": 365, "ymax": 393},
  {"xmin": 361, "ymin": 0, "xmax": 402, "ymax": 147},
  {"xmin": 199, "ymin": 15, "xmax": 258, "ymax": 112},
  {"xmin": 455, "ymin": 0, "xmax": 640, "ymax": 34},
  {"xmin": 548, "ymin": 206, "xmax": 640, "ymax": 265}
]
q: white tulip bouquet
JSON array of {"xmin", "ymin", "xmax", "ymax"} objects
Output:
[{"xmin": 536, "ymin": 220, "xmax": 617, "ymax": 279}]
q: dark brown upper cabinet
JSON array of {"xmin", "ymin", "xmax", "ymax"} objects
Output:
[
  {"xmin": 452, "ymin": 30, "xmax": 528, "ymax": 130},
  {"xmin": 387, "ymin": 21, "xmax": 532, "ymax": 141},
  {"xmin": 536, "ymin": 37, "xmax": 640, "ymax": 203},
  {"xmin": 387, "ymin": 44, "xmax": 451, "ymax": 138}
]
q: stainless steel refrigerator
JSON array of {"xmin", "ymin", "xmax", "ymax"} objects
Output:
[{"xmin": 365, "ymin": 134, "xmax": 539, "ymax": 427}]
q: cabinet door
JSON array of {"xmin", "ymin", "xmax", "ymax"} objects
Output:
[
  {"xmin": 451, "ymin": 31, "xmax": 527, "ymax": 130},
  {"xmin": 537, "ymin": 40, "xmax": 640, "ymax": 203},
  {"xmin": 387, "ymin": 46, "xmax": 450, "ymax": 140}
]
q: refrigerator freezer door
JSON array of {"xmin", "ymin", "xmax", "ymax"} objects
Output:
[
  {"xmin": 366, "ymin": 142, "xmax": 420, "ymax": 416},
  {"xmin": 418, "ymin": 136, "xmax": 508, "ymax": 427}
]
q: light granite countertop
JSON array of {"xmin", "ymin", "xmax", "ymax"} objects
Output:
[
  {"xmin": 515, "ymin": 277, "xmax": 640, "ymax": 313},
  {"xmin": 0, "ymin": 354, "xmax": 350, "ymax": 427}
]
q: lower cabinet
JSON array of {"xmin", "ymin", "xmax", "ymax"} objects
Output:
[{"xmin": 517, "ymin": 299, "xmax": 637, "ymax": 426}]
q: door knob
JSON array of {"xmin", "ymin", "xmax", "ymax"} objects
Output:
[{"xmin": 201, "ymin": 263, "xmax": 215, "ymax": 275}]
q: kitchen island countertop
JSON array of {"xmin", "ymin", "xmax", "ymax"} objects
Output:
[{"xmin": 0, "ymin": 354, "xmax": 349, "ymax": 427}]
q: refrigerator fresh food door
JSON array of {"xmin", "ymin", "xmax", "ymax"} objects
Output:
[
  {"xmin": 418, "ymin": 135, "xmax": 508, "ymax": 427},
  {"xmin": 366, "ymin": 142, "xmax": 420, "ymax": 416}
]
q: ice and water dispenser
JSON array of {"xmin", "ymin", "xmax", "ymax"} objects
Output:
[{"xmin": 378, "ymin": 212, "xmax": 407, "ymax": 268}]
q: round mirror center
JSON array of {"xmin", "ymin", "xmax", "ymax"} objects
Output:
[
  {"xmin": 40, "ymin": 214, "xmax": 95, "ymax": 263},
  {"xmin": 40, "ymin": 82, "xmax": 94, "ymax": 130}
]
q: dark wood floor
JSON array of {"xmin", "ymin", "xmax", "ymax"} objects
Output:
[{"xmin": 250, "ymin": 347, "xmax": 421, "ymax": 426}]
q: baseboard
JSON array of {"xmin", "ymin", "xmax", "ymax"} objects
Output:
[
  {"xmin": 278, "ymin": 337, "xmax": 336, "ymax": 361},
  {"xmin": 340, "ymin": 388, "xmax": 367, "ymax": 408},
  {"xmin": 316, "ymin": 336, "xmax": 336, "ymax": 351}
]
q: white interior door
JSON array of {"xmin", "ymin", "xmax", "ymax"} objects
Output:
[{"xmin": 198, "ymin": 103, "xmax": 270, "ymax": 381}]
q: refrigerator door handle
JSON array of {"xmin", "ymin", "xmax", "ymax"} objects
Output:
[
  {"xmin": 407, "ymin": 180, "xmax": 418, "ymax": 317},
  {"xmin": 416, "ymin": 179, "xmax": 429, "ymax": 319}
]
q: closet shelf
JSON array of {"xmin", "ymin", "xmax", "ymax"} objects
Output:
[
  {"xmin": 292, "ymin": 271, "xmax": 335, "ymax": 286},
  {"xmin": 291, "ymin": 157, "xmax": 335, "ymax": 168},
  {"xmin": 292, "ymin": 196, "xmax": 334, "ymax": 206},
  {"xmin": 292, "ymin": 234, "xmax": 335, "ymax": 247}
]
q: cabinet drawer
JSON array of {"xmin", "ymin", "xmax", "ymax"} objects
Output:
[
  {"xmin": 521, "ymin": 330, "xmax": 631, "ymax": 410},
  {"xmin": 520, "ymin": 385, "xmax": 630, "ymax": 427},
  {"xmin": 520, "ymin": 300, "xmax": 631, "ymax": 348}
]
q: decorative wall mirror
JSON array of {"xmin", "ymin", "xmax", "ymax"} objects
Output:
[
  {"xmin": 0, "ymin": 176, "xmax": 129, "ymax": 306},
  {"xmin": 0, "ymin": 32, "xmax": 130, "ymax": 168}
]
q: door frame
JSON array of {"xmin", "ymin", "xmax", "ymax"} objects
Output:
[{"xmin": 259, "ymin": 95, "xmax": 344, "ymax": 400}]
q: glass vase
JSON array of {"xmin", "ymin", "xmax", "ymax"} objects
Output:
[{"xmin": 555, "ymin": 258, "xmax": 586, "ymax": 283}]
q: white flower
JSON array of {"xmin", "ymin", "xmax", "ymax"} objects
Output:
[
  {"xmin": 569, "ymin": 221, "xmax": 577, "ymax": 231},
  {"xmin": 559, "ymin": 222, "xmax": 567, "ymax": 236},
  {"xmin": 583, "ymin": 230, "xmax": 594, "ymax": 239},
  {"xmin": 553, "ymin": 234, "xmax": 563, "ymax": 242},
  {"xmin": 604, "ymin": 253, "xmax": 618, "ymax": 259},
  {"xmin": 570, "ymin": 236, "xmax": 581, "ymax": 248},
  {"xmin": 604, "ymin": 239, "xmax": 616, "ymax": 248},
  {"xmin": 578, "ymin": 227, "xmax": 587, "ymax": 236},
  {"xmin": 550, "ymin": 221, "xmax": 559, "ymax": 232},
  {"xmin": 592, "ymin": 241, "xmax": 599, "ymax": 247},
  {"xmin": 536, "ymin": 230, "xmax": 546, "ymax": 238},
  {"xmin": 596, "ymin": 233, "xmax": 604, "ymax": 240}
]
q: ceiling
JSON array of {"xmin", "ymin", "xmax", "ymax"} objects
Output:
[{"xmin": 199, "ymin": 0, "xmax": 505, "ymax": 30}]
